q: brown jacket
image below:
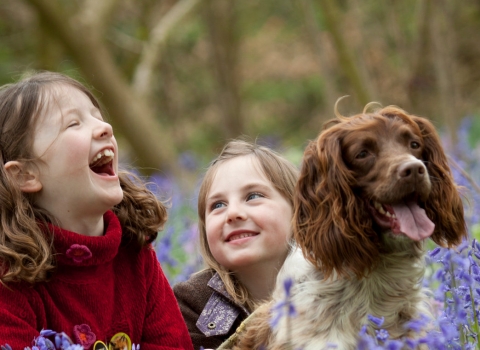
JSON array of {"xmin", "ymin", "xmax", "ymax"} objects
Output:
[{"xmin": 173, "ymin": 269, "xmax": 249, "ymax": 350}]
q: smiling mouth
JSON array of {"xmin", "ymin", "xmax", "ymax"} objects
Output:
[
  {"xmin": 227, "ymin": 232, "xmax": 258, "ymax": 242},
  {"xmin": 89, "ymin": 149, "xmax": 115, "ymax": 176}
]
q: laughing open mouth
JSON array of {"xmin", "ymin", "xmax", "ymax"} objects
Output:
[
  {"xmin": 89, "ymin": 149, "xmax": 115, "ymax": 176},
  {"xmin": 367, "ymin": 199, "xmax": 435, "ymax": 241}
]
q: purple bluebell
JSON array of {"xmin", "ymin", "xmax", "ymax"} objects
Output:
[
  {"xmin": 375, "ymin": 329, "xmax": 389, "ymax": 342},
  {"xmin": 39, "ymin": 330, "xmax": 57, "ymax": 337},
  {"xmin": 269, "ymin": 277, "xmax": 297, "ymax": 329},
  {"xmin": 367, "ymin": 315, "xmax": 385, "ymax": 327},
  {"xmin": 383, "ymin": 340, "xmax": 403, "ymax": 350}
]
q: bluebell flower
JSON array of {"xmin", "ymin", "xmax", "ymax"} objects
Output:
[
  {"xmin": 440, "ymin": 318, "xmax": 459, "ymax": 340},
  {"xmin": 64, "ymin": 346, "xmax": 83, "ymax": 350},
  {"xmin": 155, "ymin": 226, "xmax": 178, "ymax": 267},
  {"xmin": 35, "ymin": 337, "xmax": 55, "ymax": 350},
  {"xmin": 39, "ymin": 330, "xmax": 57, "ymax": 337},
  {"xmin": 54, "ymin": 332, "xmax": 75, "ymax": 350},
  {"xmin": 430, "ymin": 247, "xmax": 442, "ymax": 257},
  {"xmin": 474, "ymin": 251, "xmax": 480, "ymax": 260},
  {"xmin": 283, "ymin": 277, "xmax": 293, "ymax": 296},
  {"xmin": 475, "ymin": 240, "xmax": 480, "ymax": 251},
  {"xmin": 269, "ymin": 277, "xmax": 297, "ymax": 329},
  {"xmin": 375, "ymin": 329, "xmax": 389, "ymax": 342},
  {"xmin": 404, "ymin": 314, "xmax": 430, "ymax": 332},
  {"xmin": 404, "ymin": 338, "xmax": 417, "ymax": 349},
  {"xmin": 367, "ymin": 315, "xmax": 385, "ymax": 327},
  {"xmin": 383, "ymin": 340, "xmax": 403, "ymax": 350},
  {"xmin": 178, "ymin": 151, "xmax": 198, "ymax": 171}
]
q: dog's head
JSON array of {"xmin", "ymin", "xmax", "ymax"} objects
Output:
[{"xmin": 293, "ymin": 105, "xmax": 467, "ymax": 279}]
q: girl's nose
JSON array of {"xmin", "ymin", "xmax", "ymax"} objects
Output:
[
  {"xmin": 95, "ymin": 120, "xmax": 113, "ymax": 139},
  {"xmin": 226, "ymin": 202, "xmax": 247, "ymax": 223}
]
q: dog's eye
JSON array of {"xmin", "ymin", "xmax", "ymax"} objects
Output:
[
  {"xmin": 410, "ymin": 141, "xmax": 421, "ymax": 149},
  {"xmin": 356, "ymin": 150, "xmax": 368, "ymax": 159}
]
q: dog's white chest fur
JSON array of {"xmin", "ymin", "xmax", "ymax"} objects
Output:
[{"xmin": 269, "ymin": 247, "xmax": 433, "ymax": 350}]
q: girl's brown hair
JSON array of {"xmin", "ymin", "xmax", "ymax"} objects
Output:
[
  {"xmin": 0, "ymin": 71, "xmax": 167, "ymax": 284},
  {"xmin": 197, "ymin": 139, "xmax": 299, "ymax": 311}
]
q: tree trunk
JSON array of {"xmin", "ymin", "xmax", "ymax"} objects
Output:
[
  {"xmin": 204, "ymin": 0, "xmax": 243, "ymax": 139},
  {"xmin": 317, "ymin": 0, "xmax": 371, "ymax": 107}
]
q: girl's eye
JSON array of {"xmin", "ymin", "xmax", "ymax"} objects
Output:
[
  {"xmin": 68, "ymin": 121, "xmax": 79, "ymax": 128},
  {"xmin": 211, "ymin": 202, "xmax": 225, "ymax": 210},
  {"xmin": 247, "ymin": 192, "xmax": 264, "ymax": 201}
]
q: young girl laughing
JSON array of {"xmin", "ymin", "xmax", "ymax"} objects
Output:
[{"xmin": 0, "ymin": 71, "xmax": 193, "ymax": 350}]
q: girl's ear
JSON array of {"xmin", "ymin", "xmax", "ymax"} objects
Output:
[{"xmin": 4, "ymin": 160, "xmax": 42, "ymax": 193}]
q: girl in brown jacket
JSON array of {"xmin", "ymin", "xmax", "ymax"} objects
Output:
[{"xmin": 173, "ymin": 139, "xmax": 299, "ymax": 349}]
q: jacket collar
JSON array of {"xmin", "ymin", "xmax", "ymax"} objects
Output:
[{"xmin": 196, "ymin": 272, "xmax": 249, "ymax": 337}]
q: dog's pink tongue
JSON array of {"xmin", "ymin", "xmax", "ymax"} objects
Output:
[{"xmin": 390, "ymin": 201, "xmax": 435, "ymax": 241}]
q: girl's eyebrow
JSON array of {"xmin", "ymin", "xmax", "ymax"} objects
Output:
[
  {"xmin": 63, "ymin": 107, "xmax": 81, "ymax": 116},
  {"xmin": 63, "ymin": 106, "xmax": 101, "ymax": 117},
  {"xmin": 91, "ymin": 107, "xmax": 103, "ymax": 119},
  {"xmin": 242, "ymin": 182, "xmax": 271, "ymax": 192},
  {"xmin": 207, "ymin": 182, "xmax": 272, "ymax": 202},
  {"xmin": 206, "ymin": 193, "xmax": 223, "ymax": 203}
]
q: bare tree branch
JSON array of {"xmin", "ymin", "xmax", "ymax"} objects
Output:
[
  {"xmin": 24, "ymin": 0, "xmax": 180, "ymax": 174},
  {"xmin": 78, "ymin": 0, "xmax": 119, "ymax": 34},
  {"xmin": 296, "ymin": 0, "xmax": 341, "ymax": 112},
  {"xmin": 430, "ymin": 0, "xmax": 460, "ymax": 146},
  {"xmin": 204, "ymin": 0, "xmax": 242, "ymax": 138},
  {"xmin": 407, "ymin": 0, "xmax": 436, "ymax": 118},
  {"xmin": 133, "ymin": 0, "xmax": 202, "ymax": 98},
  {"xmin": 107, "ymin": 29, "xmax": 144, "ymax": 54},
  {"xmin": 317, "ymin": 0, "xmax": 371, "ymax": 106}
]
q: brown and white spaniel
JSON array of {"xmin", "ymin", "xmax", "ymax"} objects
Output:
[{"xmin": 231, "ymin": 104, "xmax": 467, "ymax": 350}]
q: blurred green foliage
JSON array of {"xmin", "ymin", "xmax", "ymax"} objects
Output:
[{"xmin": 0, "ymin": 0, "xmax": 479, "ymax": 175}]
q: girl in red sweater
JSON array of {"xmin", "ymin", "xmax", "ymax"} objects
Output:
[{"xmin": 0, "ymin": 71, "xmax": 193, "ymax": 350}]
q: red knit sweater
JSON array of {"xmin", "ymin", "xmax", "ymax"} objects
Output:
[{"xmin": 0, "ymin": 211, "xmax": 193, "ymax": 350}]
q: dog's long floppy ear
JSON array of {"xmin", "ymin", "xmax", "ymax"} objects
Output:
[
  {"xmin": 293, "ymin": 124, "xmax": 380, "ymax": 280},
  {"xmin": 412, "ymin": 115, "xmax": 467, "ymax": 246}
]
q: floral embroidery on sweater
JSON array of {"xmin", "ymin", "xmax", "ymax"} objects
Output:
[
  {"xmin": 66, "ymin": 244, "xmax": 93, "ymax": 263},
  {"xmin": 73, "ymin": 324, "xmax": 96, "ymax": 349}
]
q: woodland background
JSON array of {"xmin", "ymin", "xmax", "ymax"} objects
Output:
[
  {"xmin": 1, "ymin": 0, "xmax": 480, "ymax": 185},
  {"xmin": 4, "ymin": 3, "xmax": 480, "ymax": 347}
]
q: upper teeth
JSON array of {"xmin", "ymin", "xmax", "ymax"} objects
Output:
[
  {"xmin": 229, "ymin": 233, "xmax": 255, "ymax": 241},
  {"xmin": 373, "ymin": 201, "xmax": 396, "ymax": 218},
  {"xmin": 90, "ymin": 149, "xmax": 114, "ymax": 165}
]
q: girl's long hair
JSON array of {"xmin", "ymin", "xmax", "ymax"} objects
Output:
[
  {"xmin": 197, "ymin": 139, "xmax": 298, "ymax": 311},
  {"xmin": 0, "ymin": 71, "xmax": 167, "ymax": 284}
]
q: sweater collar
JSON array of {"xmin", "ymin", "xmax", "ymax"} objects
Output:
[{"xmin": 49, "ymin": 210, "xmax": 122, "ymax": 267}]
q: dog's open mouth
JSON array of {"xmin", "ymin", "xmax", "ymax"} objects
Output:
[{"xmin": 367, "ymin": 198, "xmax": 435, "ymax": 241}]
